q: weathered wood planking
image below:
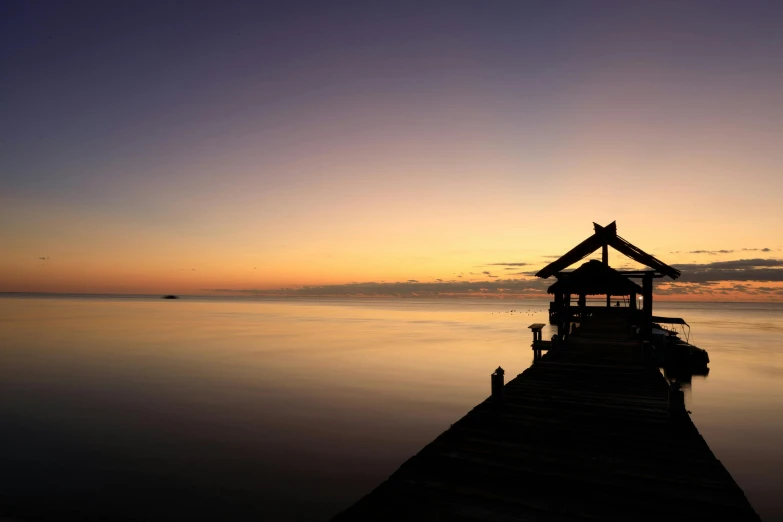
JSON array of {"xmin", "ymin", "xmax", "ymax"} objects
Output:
[{"xmin": 332, "ymin": 332, "xmax": 760, "ymax": 521}]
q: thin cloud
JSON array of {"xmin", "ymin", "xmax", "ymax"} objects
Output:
[
  {"xmin": 673, "ymin": 258, "xmax": 783, "ymax": 283},
  {"xmin": 207, "ymin": 278, "xmax": 551, "ymax": 298},
  {"xmin": 205, "ymin": 257, "xmax": 783, "ymax": 299},
  {"xmin": 484, "ymin": 262, "xmax": 529, "ymax": 267},
  {"xmin": 675, "ymin": 258, "xmax": 783, "ymax": 270},
  {"xmin": 685, "ymin": 249, "xmax": 734, "ymax": 255},
  {"xmin": 672, "ymin": 248, "xmax": 770, "ymax": 254},
  {"xmin": 679, "ymin": 270, "xmax": 783, "ymax": 283}
]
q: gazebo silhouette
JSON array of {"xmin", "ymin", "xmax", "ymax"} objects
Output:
[{"xmin": 536, "ymin": 221, "xmax": 680, "ymax": 339}]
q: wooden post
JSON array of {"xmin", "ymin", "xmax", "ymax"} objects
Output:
[
  {"xmin": 668, "ymin": 382, "xmax": 685, "ymax": 415},
  {"xmin": 557, "ymin": 294, "xmax": 564, "ymax": 339},
  {"xmin": 642, "ymin": 340, "xmax": 652, "ymax": 360},
  {"xmin": 630, "ymin": 292, "xmax": 637, "ymax": 311},
  {"xmin": 642, "ymin": 273, "xmax": 653, "ymax": 339},
  {"xmin": 602, "ymin": 237, "xmax": 609, "ymax": 308},
  {"xmin": 491, "ymin": 367, "xmax": 505, "ymax": 399}
]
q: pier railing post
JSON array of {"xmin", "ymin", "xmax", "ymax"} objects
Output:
[
  {"xmin": 491, "ymin": 367, "xmax": 505, "ymax": 399},
  {"xmin": 668, "ymin": 382, "xmax": 686, "ymax": 416},
  {"xmin": 642, "ymin": 340, "xmax": 653, "ymax": 361}
]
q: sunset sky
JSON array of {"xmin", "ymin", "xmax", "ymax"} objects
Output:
[{"xmin": 2, "ymin": 1, "xmax": 782, "ymax": 299}]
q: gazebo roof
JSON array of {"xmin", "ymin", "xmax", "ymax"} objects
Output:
[
  {"xmin": 536, "ymin": 221, "xmax": 680, "ymax": 280},
  {"xmin": 547, "ymin": 260, "xmax": 643, "ymax": 296}
]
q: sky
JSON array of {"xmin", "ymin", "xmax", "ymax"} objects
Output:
[{"xmin": 1, "ymin": 1, "xmax": 782, "ymax": 300}]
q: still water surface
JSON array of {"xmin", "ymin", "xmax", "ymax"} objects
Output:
[{"xmin": 1, "ymin": 296, "xmax": 781, "ymax": 520}]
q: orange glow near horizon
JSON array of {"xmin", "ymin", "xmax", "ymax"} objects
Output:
[
  {"xmin": 2, "ymin": 199, "xmax": 782, "ymax": 299},
  {"xmin": 2, "ymin": 3, "xmax": 782, "ymax": 300}
]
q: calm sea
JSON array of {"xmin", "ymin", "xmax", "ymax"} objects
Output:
[{"xmin": 1, "ymin": 296, "xmax": 782, "ymax": 521}]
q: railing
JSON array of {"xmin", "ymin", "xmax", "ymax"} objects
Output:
[{"xmin": 548, "ymin": 302, "xmax": 641, "ymax": 325}]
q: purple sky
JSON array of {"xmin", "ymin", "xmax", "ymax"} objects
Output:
[{"xmin": 2, "ymin": 1, "xmax": 782, "ymax": 297}]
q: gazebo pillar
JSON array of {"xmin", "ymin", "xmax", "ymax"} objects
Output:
[
  {"xmin": 560, "ymin": 293, "xmax": 571, "ymax": 340},
  {"xmin": 642, "ymin": 273, "xmax": 653, "ymax": 338}
]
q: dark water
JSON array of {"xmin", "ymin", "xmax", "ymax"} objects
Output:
[{"xmin": 1, "ymin": 296, "xmax": 781, "ymax": 521}]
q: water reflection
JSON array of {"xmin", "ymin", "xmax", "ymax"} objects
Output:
[
  {"xmin": 0, "ymin": 297, "xmax": 550, "ymax": 521},
  {"xmin": 0, "ymin": 297, "xmax": 781, "ymax": 520},
  {"xmin": 653, "ymin": 301, "xmax": 783, "ymax": 520}
]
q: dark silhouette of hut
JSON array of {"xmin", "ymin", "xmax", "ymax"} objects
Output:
[
  {"xmin": 547, "ymin": 260, "xmax": 642, "ymax": 338},
  {"xmin": 536, "ymin": 221, "xmax": 680, "ymax": 339},
  {"xmin": 548, "ymin": 259, "xmax": 642, "ymax": 298}
]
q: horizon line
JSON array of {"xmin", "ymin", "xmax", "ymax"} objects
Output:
[{"xmin": 2, "ymin": 291, "xmax": 782, "ymax": 305}]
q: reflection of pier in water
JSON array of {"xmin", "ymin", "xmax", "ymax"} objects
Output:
[{"xmin": 333, "ymin": 222, "xmax": 759, "ymax": 521}]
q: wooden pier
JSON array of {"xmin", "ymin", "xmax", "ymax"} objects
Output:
[
  {"xmin": 331, "ymin": 322, "xmax": 760, "ymax": 521},
  {"xmin": 332, "ymin": 222, "xmax": 760, "ymax": 521}
]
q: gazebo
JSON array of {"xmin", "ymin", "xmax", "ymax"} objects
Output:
[
  {"xmin": 547, "ymin": 260, "xmax": 642, "ymax": 339},
  {"xmin": 536, "ymin": 221, "xmax": 680, "ymax": 339},
  {"xmin": 548, "ymin": 260, "xmax": 642, "ymax": 299}
]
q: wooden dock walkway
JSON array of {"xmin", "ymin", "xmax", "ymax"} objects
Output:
[{"xmin": 332, "ymin": 323, "xmax": 760, "ymax": 521}]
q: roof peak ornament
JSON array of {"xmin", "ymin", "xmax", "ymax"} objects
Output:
[{"xmin": 535, "ymin": 221, "xmax": 680, "ymax": 280}]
